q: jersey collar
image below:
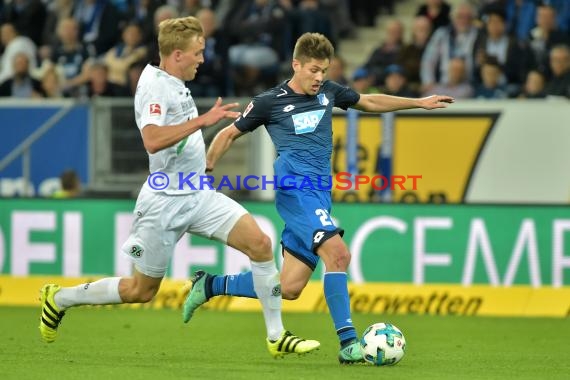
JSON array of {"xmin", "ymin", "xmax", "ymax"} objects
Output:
[
  {"xmin": 150, "ymin": 64, "xmax": 186, "ymax": 87},
  {"xmin": 282, "ymin": 79, "xmax": 323, "ymax": 97}
]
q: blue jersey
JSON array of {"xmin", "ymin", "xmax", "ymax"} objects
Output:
[
  {"xmin": 234, "ymin": 80, "xmax": 360, "ymax": 270},
  {"xmin": 234, "ymin": 80, "xmax": 360, "ymax": 188}
]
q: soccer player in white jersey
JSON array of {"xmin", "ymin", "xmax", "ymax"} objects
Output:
[{"xmin": 38, "ymin": 16, "xmax": 319, "ymax": 357}]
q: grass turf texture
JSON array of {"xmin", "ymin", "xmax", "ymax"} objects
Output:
[{"xmin": 1, "ymin": 306, "xmax": 569, "ymax": 380}]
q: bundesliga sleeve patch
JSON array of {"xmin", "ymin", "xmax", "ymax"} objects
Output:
[{"xmin": 149, "ymin": 103, "xmax": 162, "ymax": 115}]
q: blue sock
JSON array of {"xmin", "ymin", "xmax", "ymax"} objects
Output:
[
  {"xmin": 211, "ymin": 271, "xmax": 257, "ymax": 298},
  {"xmin": 324, "ymin": 272, "xmax": 357, "ymax": 346}
]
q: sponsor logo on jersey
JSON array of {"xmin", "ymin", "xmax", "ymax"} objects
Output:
[
  {"xmin": 181, "ymin": 100, "xmax": 194, "ymax": 115},
  {"xmin": 283, "ymin": 104, "xmax": 295, "ymax": 112},
  {"xmin": 292, "ymin": 110, "xmax": 325, "ymax": 134},
  {"xmin": 317, "ymin": 93, "xmax": 329, "ymax": 106},
  {"xmin": 150, "ymin": 103, "xmax": 162, "ymax": 115}
]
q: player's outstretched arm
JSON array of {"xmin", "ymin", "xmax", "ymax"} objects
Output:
[
  {"xmin": 141, "ymin": 98, "xmax": 240, "ymax": 154},
  {"xmin": 206, "ymin": 124, "xmax": 246, "ymax": 172},
  {"xmin": 353, "ymin": 93, "xmax": 454, "ymax": 114}
]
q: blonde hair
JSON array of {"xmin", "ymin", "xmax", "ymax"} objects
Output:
[
  {"xmin": 158, "ymin": 16, "xmax": 203, "ymax": 58},
  {"xmin": 293, "ymin": 33, "xmax": 334, "ymax": 64}
]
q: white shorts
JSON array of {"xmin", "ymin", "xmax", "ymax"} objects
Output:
[{"xmin": 121, "ymin": 187, "xmax": 248, "ymax": 278}]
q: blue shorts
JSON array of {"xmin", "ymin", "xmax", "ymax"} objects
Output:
[{"xmin": 275, "ymin": 189, "xmax": 344, "ymax": 270}]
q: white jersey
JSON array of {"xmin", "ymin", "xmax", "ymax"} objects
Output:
[{"xmin": 135, "ymin": 64, "xmax": 205, "ymax": 194}]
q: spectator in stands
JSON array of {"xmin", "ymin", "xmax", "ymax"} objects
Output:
[
  {"xmin": 326, "ymin": 55, "xmax": 348, "ymax": 86},
  {"xmin": 398, "ymin": 15, "xmax": 432, "ymax": 91},
  {"xmin": 125, "ymin": 0, "xmax": 161, "ymax": 45},
  {"xmin": 49, "ymin": 17, "xmax": 94, "ymax": 98},
  {"xmin": 123, "ymin": 60, "xmax": 145, "ymax": 97},
  {"xmin": 528, "ymin": 4, "xmax": 570, "ymax": 75},
  {"xmin": 542, "ymin": 0, "xmax": 570, "ymax": 33},
  {"xmin": 40, "ymin": 65, "xmax": 64, "ymax": 98},
  {"xmin": 103, "ymin": 23, "xmax": 147, "ymax": 86},
  {"xmin": 506, "ymin": 0, "xmax": 536, "ymax": 43},
  {"xmin": 348, "ymin": 0, "xmax": 379, "ymax": 27},
  {"xmin": 382, "ymin": 64, "xmax": 418, "ymax": 97},
  {"xmin": 1, "ymin": 0, "xmax": 46, "ymax": 46},
  {"xmin": 73, "ymin": 0, "xmax": 121, "ymax": 56},
  {"xmin": 0, "ymin": 52, "xmax": 45, "ymax": 98},
  {"xmin": 86, "ymin": 61, "xmax": 127, "ymax": 97},
  {"xmin": 109, "ymin": 0, "xmax": 129, "ymax": 17},
  {"xmin": 416, "ymin": 0, "xmax": 451, "ymax": 32},
  {"xmin": 187, "ymin": 7, "xmax": 229, "ymax": 97},
  {"xmin": 52, "ymin": 170, "xmax": 81, "ymax": 199},
  {"xmin": 290, "ymin": 0, "xmax": 335, "ymax": 48},
  {"xmin": 166, "ymin": 0, "xmax": 216, "ymax": 14},
  {"xmin": 145, "ymin": 5, "xmax": 179, "ymax": 63},
  {"xmin": 518, "ymin": 69, "xmax": 546, "ymax": 98},
  {"xmin": 178, "ymin": 0, "xmax": 203, "ymax": 17},
  {"xmin": 474, "ymin": 8, "xmax": 533, "ymax": 87},
  {"xmin": 421, "ymin": 2, "xmax": 479, "ymax": 92},
  {"xmin": 226, "ymin": 0, "xmax": 289, "ymax": 96},
  {"xmin": 425, "ymin": 57, "xmax": 474, "ymax": 99},
  {"xmin": 41, "ymin": 0, "xmax": 74, "ymax": 59},
  {"xmin": 474, "ymin": 0, "xmax": 508, "ymax": 17},
  {"xmin": 0, "ymin": 22, "xmax": 37, "ymax": 84},
  {"xmin": 474, "ymin": 56, "xmax": 508, "ymax": 98},
  {"xmin": 350, "ymin": 66, "xmax": 378, "ymax": 94},
  {"xmin": 364, "ymin": 19, "xmax": 404, "ymax": 85},
  {"xmin": 544, "ymin": 44, "xmax": 570, "ymax": 98},
  {"xmin": 319, "ymin": 0, "xmax": 355, "ymax": 39}
]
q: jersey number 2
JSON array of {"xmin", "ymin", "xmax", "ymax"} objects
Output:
[{"xmin": 315, "ymin": 209, "xmax": 333, "ymax": 227}]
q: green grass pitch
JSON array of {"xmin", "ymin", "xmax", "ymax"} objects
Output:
[{"xmin": 1, "ymin": 306, "xmax": 569, "ymax": 380}]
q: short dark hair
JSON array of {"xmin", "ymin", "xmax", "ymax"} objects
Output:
[
  {"xmin": 483, "ymin": 56, "xmax": 501, "ymax": 68},
  {"xmin": 293, "ymin": 33, "xmax": 334, "ymax": 64},
  {"xmin": 60, "ymin": 170, "xmax": 79, "ymax": 191},
  {"xmin": 484, "ymin": 8, "xmax": 506, "ymax": 21}
]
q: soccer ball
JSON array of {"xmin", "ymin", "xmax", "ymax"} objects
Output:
[{"xmin": 360, "ymin": 322, "xmax": 406, "ymax": 366}]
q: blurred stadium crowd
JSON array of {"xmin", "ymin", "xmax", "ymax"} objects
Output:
[{"xmin": 0, "ymin": 0, "xmax": 568, "ymax": 100}]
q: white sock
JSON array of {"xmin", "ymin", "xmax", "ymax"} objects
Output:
[
  {"xmin": 54, "ymin": 277, "xmax": 123, "ymax": 310},
  {"xmin": 251, "ymin": 259, "xmax": 284, "ymax": 341}
]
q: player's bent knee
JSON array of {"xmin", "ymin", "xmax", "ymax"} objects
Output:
[
  {"xmin": 281, "ymin": 284, "xmax": 303, "ymax": 300},
  {"xmin": 336, "ymin": 250, "xmax": 351, "ymax": 268},
  {"xmin": 136, "ymin": 288, "xmax": 157, "ymax": 303},
  {"xmin": 320, "ymin": 246, "xmax": 352, "ymax": 271},
  {"xmin": 123, "ymin": 284, "xmax": 159, "ymax": 303},
  {"xmin": 281, "ymin": 289, "xmax": 301, "ymax": 300},
  {"xmin": 247, "ymin": 233, "xmax": 273, "ymax": 262}
]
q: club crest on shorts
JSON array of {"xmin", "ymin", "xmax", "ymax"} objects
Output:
[{"xmin": 129, "ymin": 245, "xmax": 144, "ymax": 258}]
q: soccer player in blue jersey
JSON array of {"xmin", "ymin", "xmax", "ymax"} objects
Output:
[{"xmin": 183, "ymin": 33, "xmax": 454, "ymax": 363}]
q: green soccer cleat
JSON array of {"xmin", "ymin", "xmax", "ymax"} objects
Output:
[
  {"xmin": 266, "ymin": 330, "xmax": 320, "ymax": 358},
  {"xmin": 182, "ymin": 270, "xmax": 210, "ymax": 323},
  {"xmin": 39, "ymin": 284, "xmax": 65, "ymax": 343},
  {"xmin": 338, "ymin": 339, "xmax": 365, "ymax": 364}
]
